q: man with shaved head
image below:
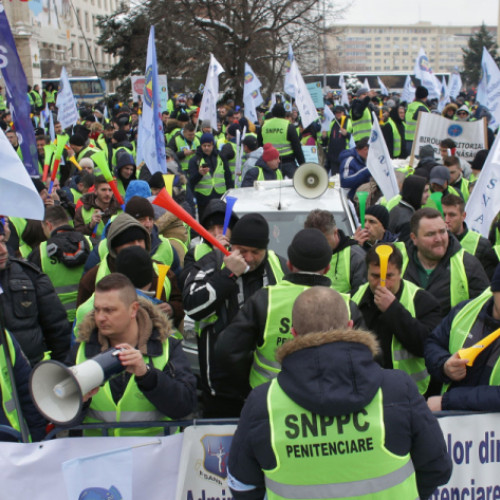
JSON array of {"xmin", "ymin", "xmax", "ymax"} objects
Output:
[{"xmin": 227, "ymin": 287, "xmax": 451, "ymax": 500}]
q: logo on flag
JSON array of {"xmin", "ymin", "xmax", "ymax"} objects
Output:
[
  {"xmin": 144, "ymin": 66, "xmax": 153, "ymax": 106},
  {"xmin": 244, "ymin": 72, "xmax": 254, "ymax": 83},
  {"xmin": 419, "ymin": 55, "xmax": 430, "ymax": 72},
  {"xmin": 78, "ymin": 485, "xmax": 122, "ymax": 499},
  {"xmin": 371, "ymin": 130, "xmax": 378, "ymax": 142},
  {"xmin": 448, "ymin": 124, "xmax": 463, "ymax": 137},
  {"xmin": 201, "ymin": 434, "xmax": 233, "ymax": 479}
]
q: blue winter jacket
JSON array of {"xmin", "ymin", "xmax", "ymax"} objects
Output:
[{"xmin": 339, "ymin": 147, "xmax": 371, "ymax": 200}]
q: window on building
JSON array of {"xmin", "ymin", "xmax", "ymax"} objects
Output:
[
  {"xmin": 85, "ymin": 11, "xmax": 89, "ymax": 31},
  {"xmin": 80, "ymin": 44, "xmax": 85, "ymax": 59}
]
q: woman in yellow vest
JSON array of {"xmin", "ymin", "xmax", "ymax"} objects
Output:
[{"xmin": 227, "ymin": 287, "xmax": 452, "ymax": 499}]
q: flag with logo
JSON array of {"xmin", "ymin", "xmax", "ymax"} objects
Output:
[
  {"xmin": 448, "ymin": 67, "xmax": 463, "ymax": 99},
  {"xmin": 437, "ymin": 76, "xmax": 450, "ymax": 113},
  {"xmin": 198, "ymin": 54, "xmax": 225, "ymax": 131},
  {"xmin": 413, "ymin": 47, "xmax": 441, "ymax": 100},
  {"xmin": 62, "ymin": 447, "xmax": 133, "ymax": 500},
  {"xmin": 339, "ymin": 74, "xmax": 350, "ymax": 107},
  {"xmin": 465, "ymin": 135, "xmax": 500, "ymax": 237},
  {"xmin": 0, "ymin": 128, "xmax": 44, "ymax": 219},
  {"xmin": 243, "ymin": 63, "xmax": 263, "ymax": 124},
  {"xmin": 367, "ymin": 112, "xmax": 399, "ymax": 200},
  {"xmin": 287, "ymin": 60, "xmax": 318, "ymax": 129},
  {"xmin": 401, "ymin": 75, "xmax": 416, "ymax": 103},
  {"xmin": 477, "ymin": 47, "xmax": 500, "ymax": 129},
  {"xmin": 321, "ymin": 104, "xmax": 334, "ymax": 132},
  {"xmin": 377, "ymin": 77, "xmax": 389, "ymax": 96},
  {"xmin": 0, "ymin": 5, "xmax": 39, "ymax": 176},
  {"xmin": 284, "ymin": 43, "xmax": 295, "ymax": 97},
  {"xmin": 136, "ymin": 26, "xmax": 167, "ymax": 174},
  {"xmin": 56, "ymin": 67, "xmax": 79, "ymax": 130}
]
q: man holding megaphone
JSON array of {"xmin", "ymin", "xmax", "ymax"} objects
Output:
[{"xmin": 64, "ymin": 273, "xmax": 197, "ymax": 436}]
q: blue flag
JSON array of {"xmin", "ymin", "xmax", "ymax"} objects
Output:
[
  {"xmin": 0, "ymin": 7, "xmax": 39, "ymax": 177},
  {"xmin": 137, "ymin": 26, "xmax": 167, "ymax": 174}
]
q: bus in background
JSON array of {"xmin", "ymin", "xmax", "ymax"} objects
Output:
[{"xmin": 41, "ymin": 76, "xmax": 106, "ymax": 104}]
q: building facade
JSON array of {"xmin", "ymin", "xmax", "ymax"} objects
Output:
[
  {"xmin": 328, "ymin": 23, "xmax": 497, "ymax": 73},
  {"xmin": 2, "ymin": 0, "xmax": 120, "ymax": 87}
]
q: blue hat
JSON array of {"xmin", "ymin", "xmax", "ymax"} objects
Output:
[{"xmin": 200, "ymin": 133, "xmax": 214, "ymax": 144}]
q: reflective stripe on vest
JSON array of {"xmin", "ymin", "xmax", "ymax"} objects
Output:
[
  {"xmin": 40, "ymin": 241, "xmax": 85, "ymax": 322},
  {"xmin": 460, "ymin": 230, "xmax": 481, "ymax": 256},
  {"xmin": 386, "ymin": 194, "xmax": 402, "ymax": 212},
  {"xmin": 326, "ymin": 247, "xmax": 351, "ymax": 294},
  {"xmin": 194, "ymin": 156, "xmax": 226, "ymax": 196},
  {"xmin": 257, "ymin": 167, "xmax": 283, "ymax": 182},
  {"xmin": 387, "ymin": 118, "xmax": 401, "ymax": 157},
  {"xmin": 0, "ymin": 331, "xmax": 22, "ymax": 434},
  {"xmin": 264, "ymin": 381, "xmax": 418, "ymax": 500},
  {"xmin": 352, "ymin": 280, "xmax": 430, "ymax": 394},
  {"xmin": 194, "ymin": 242, "xmax": 212, "ymax": 261},
  {"xmin": 76, "ymin": 340, "xmax": 171, "ymax": 436},
  {"xmin": 261, "ymin": 118, "xmax": 293, "ymax": 156},
  {"xmin": 250, "ymin": 282, "xmax": 351, "ymax": 388},
  {"xmin": 350, "ymin": 107, "xmax": 372, "ymax": 142}
]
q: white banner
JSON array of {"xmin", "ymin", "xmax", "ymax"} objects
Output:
[
  {"xmin": 131, "ymin": 74, "xmax": 168, "ymax": 111},
  {"xmin": 175, "ymin": 424, "xmax": 237, "ymax": 500},
  {"xmin": 413, "ymin": 113, "xmax": 486, "ymax": 162},
  {"xmin": 465, "ymin": 134, "xmax": 500, "ymax": 237},
  {"xmin": 339, "ymin": 74, "xmax": 350, "ymax": 107},
  {"xmin": 243, "ymin": 63, "xmax": 263, "ymax": 125},
  {"xmin": 198, "ymin": 54, "xmax": 225, "ymax": 131},
  {"xmin": 367, "ymin": 112, "xmax": 399, "ymax": 200},
  {"xmin": 288, "ymin": 60, "xmax": 319, "ymax": 130},
  {"xmin": 284, "ymin": 43, "xmax": 295, "ymax": 97},
  {"xmin": 56, "ymin": 66, "xmax": 78, "ymax": 130},
  {"xmin": 414, "ymin": 47, "xmax": 442, "ymax": 100},
  {"xmin": 377, "ymin": 76, "xmax": 389, "ymax": 96},
  {"xmin": 477, "ymin": 47, "xmax": 500, "ymax": 129},
  {"xmin": 448, "ymin": 68, "xmax": 463, "ymax": 99},
  {"xmin": 401, "ymin": 75, "xmax": 416, "ymax": 103}
]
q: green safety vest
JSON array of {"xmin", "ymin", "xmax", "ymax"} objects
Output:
[
  {"xmin": 326, "ymin": 247, "xmax": 351, "ymax": 294},
  {"xmin": 225, "ymin": 141, "xmax": 238, "ymax": 181},
  {"xmin": 174, "ymin": 132, "xmax": 200, "ymax": 172},
  {"xmin": 44, "ymin": 89, "xmax": 57, "ymax": 104},
  {"xmin": 257, "ymin": 167, "xmax": 283, "ymax": 182},
  {"xmin": 9, "ymin": 217, "xmax": 27, "ymax": 252},
  {"xmin": 446, "ymin": 288, "xmax": 500, "ymax": 389},
  {"xmin": 459, "ymin": 229, "xmax": 481, "ymax": 257},
  {"xmin": 264, "ymin": 381, "xmax": 419, "ymax": 500},
  {"xmin": 194, "ymin": 156, "xmax": 226, "ymax": 196},
  {"xmin": 76, "ymin": 144, "xmax": 98, "ymax": 164},
  {"xmin": 387, "ymin": 118, "xmax": 401, "ymax": 157},
  {"xmin": 81, "ymin": 206, "xmax": 106, "ymax": 240},
  {"xmin": 96, "ymin": 134, "xmax": 109, "ymax": 158},
  {"xmin": 398, "ymin": 243, "xmax": 469, "ymax": 309},
  {"xmin": 386, "ymin": 194, "xmax": 402, "ymax": 212},
  {"xmin": 70, "ymin": 188, "xmax": 82, "ymax": 204},
  {"xmin": 352, "ymin": 280, "xmax": 430, "ymax": 394},
  {"xmin": 76, "ymin": 340, "xmax": 172, "ymax": 436},
  {"xmin": 111, "ymin": 145, "xmax": 135, "ymax": 169},
  {"xmin": 0, "ymin": 94, "xmax": 6, "ymax": 111},
  {"xmin": 250, "ymin": 280, "xmax": 351, "ymax": 388},
  {"xmin": 39, "ymin": 240, "xmax": 87, "ymax": 322},
  {"xmin": 30, "ymin": 90, "xmax": 42, "ymax": 108},
  {"xmin": 405, "ymin": 101, "xmax": 429, "ymax": 141},
  {"xmin": 454, "ymin": 177, "xmax": 470, "ymax": 203},
  {"xmin": 0, "ymin": 331, "xmax": 24, "ymax": 435},
  {"xmin": 350, "ymin": 106, "xmax": 372, "ymax": 142},
  {"xmin": 194, "ymin": 250, "xmax": 285, "ymax": 337},
  {"xmin": 261, "ymin": 118, "xmax": 293, "ymax": 157},
  {"xmin": 152, "ymin": 236, "xmax": 174, "ymax": 267},
  {"xmin": 194, "ymin": 242, "xmax": 213, "ymax": 261}
]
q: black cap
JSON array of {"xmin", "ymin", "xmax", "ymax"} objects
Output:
[
  {"xmin": 287, "ymin": 229, "xmax": 332, "ymax": 272},
  {"xmin": 365, "ymin": 205, "xmax": 390, "ymax": 229},
  {"xmin": 231, "ymin": 213, "xmax": 269, "ymax": 249},
  {"xmin": 115, "ymin": 246, "xmax": 153, "ymax": 289}
]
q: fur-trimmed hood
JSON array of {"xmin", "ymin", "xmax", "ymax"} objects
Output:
[
  {"xmin": 276, "ymin": 328, "xmax": 384, "ymax": 416},
  {"xmin": 77, "ymin": 297, "xmax": 172, "ymax": 355}
]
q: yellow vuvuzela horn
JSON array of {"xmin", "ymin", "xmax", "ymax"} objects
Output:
[
  {"xmin": 375, "ymin": 245, "xmax": 393, "ymax": 287},
  {"xmin": 156, "ymin": 264, "xmax": 170, "ymax": 300},
  {"xmin": 458, "ymin": 327, "xmax": 500, "ymax": 367}
]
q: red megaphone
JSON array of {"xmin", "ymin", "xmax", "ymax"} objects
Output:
[{"xmin": 153, "ymin": 189, "xmax": 230, "ymax": 256}]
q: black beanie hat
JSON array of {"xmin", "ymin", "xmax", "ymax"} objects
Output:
[
  {"xmin": 115, "ymin": 246, "xmax": 153, "ymax": 289},
  {"xmin": 111, "ymin": 226, "xmax": 147, "ymax": 249},
  {"xmin": 491, "ymin": 264, "xmax": 500, "ymax": 292},
  {"xmin": 148, "ymin": 172, "xmax": 166, "ymax": 190},
  {"xmin": 288, "ymin": 228, "xmax": 332, "ymax": 272},
  {"xmin": 69, "ymin": 134, "xmax": 85, "ymax": 147},
  {"xmin": 365, "ymin": 205, "xmax": 390, "ymax": 229},
  {"xmin": 471, "ymin": 149, "xmax": 489, "ymax": 171},
  {"xmin": 231, "ymin": 213, "xmax": 269, "ymax": 249},
  {"xmin": 125, "ymin": 196, "xmax": 154, "ymax": 220},
  {"xmin": 416, "ymin": 86, "xmax": 429, "ymax": 99}
]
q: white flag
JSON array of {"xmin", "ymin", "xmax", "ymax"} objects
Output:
[
  {"xmin": 288, "ymin": 60, "xmax": 319, "ymax": 129},
  {"xmin": 284, "ymin": 43, "xmax": 295, "ymax": 97},
  {"xmin": 413, "ymin": 48, "xmax": 442, "ymax": 100},
  {"xmin": 339, "ymin": 75, "xmax": 350, "ymax": 107},
  {"xmin": 476, "ymin": 47, "xmax": 500, "ymax": 129},
  {"xmin": 437, "ymin": 76, "xmax": 450, "ymax": 113},
  {"xmin": 377, "ymin": 77, "xmax": 389, "ymax": 96},
  {"xmin": 62, "ymin": 447, "xmax": 133, "ymax": 500},
  {"xmin": 321, "ymin": 105, "xmax": 334, "ymax": 132},
  {"xmin": 48, "ymin": 109, "xmax": 55, "ymax": 142},
  {"xmin": 401, "ymin": 75, "xmax": 416, "ymax": 103},
  {"xmin": 0, "ymin": 128, "xmax": 44, "ymax": 219},
  {"xmin": 243, "ymin": 63, "xmax": 263, "ymax": 124},
  {"xmin": 366, "ymin": 112, "xmax": 399, "ymax": 200},
  {"xmin": 448, "ymin": 67, "xmax": 463, "ymax": 99},
  {"xmin": 363, "ymin": 78, "xmax": 371, "ymax": 91},
  {"xmin": 198, "ymin": 54, "xmax": 225, "ymax": 131},
  {"xmin": 56, "ymin": 67, "xmax": 79, "ymax": 130},
  {"xmin": 465, "ymin": 137, "xmax": 500, "ymax": 237}
]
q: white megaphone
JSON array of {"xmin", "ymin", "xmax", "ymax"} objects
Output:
[
  {"xmin": 29, "ymin": 349, "xmax": 125, "ymax": 425},
  {"xmin": 293, "ymin": 163, "xmax": 329, "ymax": 199}
]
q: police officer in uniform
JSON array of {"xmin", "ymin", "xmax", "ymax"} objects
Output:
[{"xmin": 227, "ymin": 287, "xmax": 452, "ymax": 499}]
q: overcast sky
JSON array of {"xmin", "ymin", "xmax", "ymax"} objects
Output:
[{"xmin": 335, "ymin": 0, "xmax": 499, "ymax": 26}]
